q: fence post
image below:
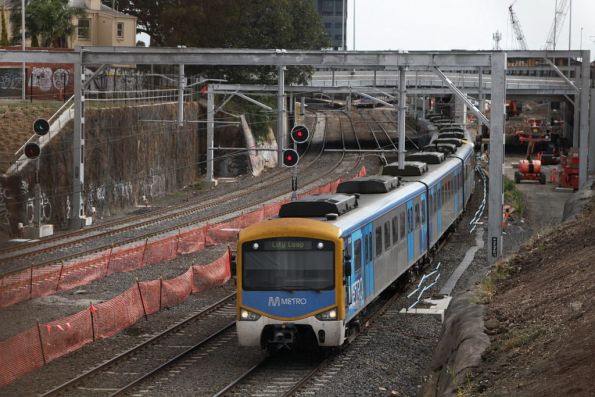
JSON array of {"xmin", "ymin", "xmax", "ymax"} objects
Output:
[
  {"xmin": 158, "ymin": 278, "xmax": 163, "ymax": 311},
  {"xmin": 55, "ymin": 263, "xmax": 64, "ymax": 292},
  {"xmin": 140, "ymin": 238, "xmax": 148, "ymax": 267},
  {"xmin": 29, "ymin": 266, "xmax": 33, "ymax": 299},
  {"xmin": 36, "ymin": 321, "xmax": 47, "ymax": 365},
  {"xmin": 105, "ymin": 246, "xmax": 114, "ymax": 277},
  {"xmin": 136, "ymin": 279, "xmax": 148, "ymax": 321},
  {"xmin": 89, "ymin": 304, "xmax": 97, "ymax": 341}
]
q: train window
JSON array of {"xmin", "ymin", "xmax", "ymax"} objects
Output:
[
  {"xmin": 354, "ymin": 239, "xmax": 362, "ymax": 273},
  {"xmin": 367, "ymin": 234, "xmax": 373, "ymax": 262},
  {"xmin": 421, "ymin": 200, "xmax": 426, "ymax": 223},
  {"xmin": 375, "ymin": 226, "xmax": 383, "ymax": 257},
  {"xmin": 391, "ymin": 216, "xmax": 398, "ymax": 245},
  {"xmin": 384, "ymin": 222, "xmax": 391, "ymax": 250},
  {"xmin": 400, "ymin": 212, "xmax": 406, "ymax": 239},
  {"xmin": 415, "ymin": 203, "xmax": 420, "ymax": 226}
]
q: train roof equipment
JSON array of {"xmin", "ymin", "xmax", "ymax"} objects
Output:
[
  {"xmin": 423, "ymin": 143, "xmax": 457, "ymax": 154},
  {"xmin": 405, "ymin": 152, "xmax": 445, "ymax": 164},
  {"xmin": 336, "ymin": 176, "xmax": 400, "ymax": 194},
  {"xmin": 439, "ymin": 126, "xmax": 465, "ymax": 133},
  {"xmin": 438, "ymin": 131, "xmax": 466, "ymax": 139},
  {"xmin": 433, "ymin": 137, "xmax": 463, "ymax": 147},
  {"xmin": 278, "ymin": 194, "xmax": 357, "ymax": 218},
  {"xmin": 382, "ymin": 161, "xmax": 428, "ymax": 177}
]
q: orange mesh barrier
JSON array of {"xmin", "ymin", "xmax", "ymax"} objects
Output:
[
  {"xmin": 93, "ymin": 287, "xmax": 145, "ymax": 339},
  {"xmin": 143, "ymin": 235, "xmax": 178, "ymax": 266},
  {"xmin": 106, "ymin": 243, "xmax": 146, "ymax": 275},
  {"xmin": 40, "ymin": 310, "xmax": 93, "ymax": 363},
  {"xmin": 238, "ymin": 208, "xmax": 265, "ymax": 228},
  {"xmin": 138, "ymin": 279, "xmax": 161, "ymax": 315},
  {"xmin": 205, "ymin": 218, "xmax": 242, "ymax": 246},
  {"xmin": 0, "ymin": 269, "xmax": 32, "ymax": 309},
  {"xmin": 0, "ymin": 326, "xmax": 44, "ymax": 386},
  {"xmin": 161, "ymin": 268, "xmax": 193, "ymax": 309},
  {"xmin": 177, "ymin": 226, "xmax": 207, "ymax": 255},
  {"xmin": 57, "ymin": 253, "xmax": 110, "ymax": 292},
  {"xmin": 192, "ymin": 250, "xmax": 231, "ymax": 293},
  {"xmin": 31, "ymin": 264, "xmax": 62, "ymax": 298}
]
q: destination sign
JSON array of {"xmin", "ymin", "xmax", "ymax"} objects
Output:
[{"xmin": 263, "ymin": 240, "xmax": 313, "ymax": 250}]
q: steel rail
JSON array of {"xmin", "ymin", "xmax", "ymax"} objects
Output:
[{"xmin": 40, "ymin": 293, "xmax": 236, "ymax": 397}]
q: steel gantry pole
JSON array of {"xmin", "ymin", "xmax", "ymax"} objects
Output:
[
  {"xmin": 71, "ymin": 57, "xmax": 85, "ymax": 229},
  {"xmin": 487, "ymin": 52, "xmax": 507, "ymax": 264},
  {"xmin": 277, "ymin": 65, "xmax": 286, "ymax": 167},
  {"xmin": 206, "ymin": 84, "xmax": 215, "ymax": 183},
  {"xmin": 578, "ymin": 50, "xmax": 591, "ymax": 187},
  {"xmin": 177, "ymin": 64, "xmax": 185, "ymax": 126},
  {"xmin": 397, "ymin": 67, "xmax": 407, "ymax": 169}
]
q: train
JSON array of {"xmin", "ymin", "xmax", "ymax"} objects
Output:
[{"xmin": 235, "ymin": 121, "xmax": 475, "ymax": 350}]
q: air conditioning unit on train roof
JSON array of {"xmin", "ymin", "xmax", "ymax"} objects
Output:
[
  {"xmin": 336, "ymin": 175, "xmax": 400, "ymax": 194},
  {"xmin": 423, "ymin": 142, "xmax": 457, "ymax": 155},
  {"xmin": 438, "ymin": 131, "xmax": 465, "ymax": 139},
  {"xmin": 439, "ymin": 126, "xmax": 465, "ymax": 133},
  {"xmin": 382, "ymin": 161, "xmax": 428, "ymax": 177},
  {"xmin": 405, "ymin": 152, "xmax": 445, "ymax": 164},
  {"xmin": 433, "ymin": 137, "xmax": 463, "ymax": 147},
  {"xmin": 278, "ymin": 194, "xmax": 357, "ymax": 218}
]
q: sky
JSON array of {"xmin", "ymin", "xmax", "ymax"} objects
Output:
[
  {"xmin": 346, "ymin": 0, "xmax": 595, "ymax": 59},
  {"xmin": 137, "ymin": 0, "xmax": 595, "ymax": 60}
]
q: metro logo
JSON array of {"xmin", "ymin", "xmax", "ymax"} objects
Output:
[{"xmin": 268, "ymin": 297, "xmax": 308, "ymax": 307}]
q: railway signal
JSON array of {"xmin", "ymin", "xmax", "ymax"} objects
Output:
[
  {"xmin": 282, "ymin": 149, "xmax": 299, "ymax": 167},
  {"xmin": 290, "ymin": 125, "xmax": 309, "ymax": 144},
  {"xmin": 24, "ymin": 143, "xmax": 41, "ymax": 159},
  {"xmin": 33, "ymin": 118, "xmax": 50, "ymax": 136}
]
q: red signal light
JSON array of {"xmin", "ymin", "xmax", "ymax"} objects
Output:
[
  {"xmin": 290, "ymin": 125, "xmax": 309, "ymax": 144},
  {"xmin": 282, "ymin": 149, "xmax": 299, "ymax": 167}
]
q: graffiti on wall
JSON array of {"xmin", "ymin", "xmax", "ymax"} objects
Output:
[
  {"xmin": 30, "ymin": 67, "xmax": 70, "ymax": 92},
  {"xmin": 0, "ymin": 68, "xmax": 23, "ymax": 91}
]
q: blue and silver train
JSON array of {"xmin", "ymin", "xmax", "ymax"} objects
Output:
[{"xmin": 236, "ymin": 127, "xmax": 475, "ymax": 349}]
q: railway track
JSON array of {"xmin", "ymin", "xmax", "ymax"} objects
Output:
[
  {"xmin": 0, "ymin": 112, "xmax": 360, "ymax": 276},
  {"xmin": 40, "ymin": 293, "xmax": 237, "ymax": 397}
]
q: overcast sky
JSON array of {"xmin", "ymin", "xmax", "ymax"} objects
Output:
[{"xmin": 346, "ymin": 0, "xmax": 595, "ymax": 59}]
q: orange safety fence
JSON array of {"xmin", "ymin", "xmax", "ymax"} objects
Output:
[
  {"xmin": 0, "ymin": 166, "xmax": 364, "ymax": 311},
  {"xmin": 0, "ymin": 326, "xmax": 45, "ymax": 386},
  {"xmin": 40, "ymin": 309, "xmax": 94, "ymax": 363},
  {"xmin": 0, "ymin": 250, "xmax": 230, "ymax": 387}
]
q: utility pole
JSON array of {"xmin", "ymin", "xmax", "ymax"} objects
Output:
[
  {"xmin": 21, "ymin": 0, "xmax": 25, "ymax": 101},
  {"xmin": 352, "ymin": 0, "xmax": 356, "ymax": 50}
]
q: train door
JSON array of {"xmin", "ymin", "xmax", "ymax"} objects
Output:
[
  {"xmin": 437, "ymin": 181, "xmax": 443, "ymax": 233},
  {"xmin": 428, "ymin": 188, "xmax": 434, "ymax": 244},
  {"xmin": 406, "ymin": 200, "xmax": 414, "ymax": 263},
  {"xmin": 420, "ymin": 193, "xmax": 427, "ymax": 253},
  {"xmin": 347, "ymin": 230, "xmax": 364, "ymax": 318},
  {"xmin": 362, "ymin": 224, "xmax": 374, "ymax": 300}
]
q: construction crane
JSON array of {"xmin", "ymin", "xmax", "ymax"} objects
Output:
[
  {"xmin": 508, "ymin": 1, "xmax": 528, "ymax": 50},
  {"xmin": 544, "ymin": 0, "xmax": 570, "ymax": 50}
]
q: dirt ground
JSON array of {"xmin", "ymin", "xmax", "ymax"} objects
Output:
[{"xmin": 468, "ymin": 183, "xmax": 595, "ymax": 396}]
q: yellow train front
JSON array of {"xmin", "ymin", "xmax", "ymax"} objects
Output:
[{"xmin": 236, "ymin": 218, "xmax": 346, "ymax": 349}]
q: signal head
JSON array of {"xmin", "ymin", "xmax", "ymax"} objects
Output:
[
  {"xmin": 24, "ymin": 143, "xmax": 41, "ymax": 159},
  {"xmin": 33, "ymin": 118, "xmax": 50, "ymax": 136},
  {"xmin": 290, "ymin": 125, "xmax": 309, "ymax": 144},
  {"xmin": 282, "ymin": 149, "xmax": 299, "ymax": 167}
]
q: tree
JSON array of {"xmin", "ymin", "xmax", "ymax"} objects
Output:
[
  {"xmin": 109, "ymin": 0, "xmax": 330, "ymax": 84},
  {"xmin": 1, "ymin": 6, "xmax": 9, "ymax": 46},
  {"xmin": 10, "ymin": 0, "xmax": 85, "ymax": 48}
]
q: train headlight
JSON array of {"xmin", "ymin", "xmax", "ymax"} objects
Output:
[
  {"xmin": 315, "ymin": 308, "xmax": 338, "ymax": 321},
  {"xmin": 240, "ymin": 308, "xmax": 261, "ymax": 321}
]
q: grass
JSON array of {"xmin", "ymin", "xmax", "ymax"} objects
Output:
[
  {"xmin": 503, "ymin": 176, "xmax": 526, "ymax": 217},
  {"xmin": 501, "ymin": 326, "xmax": 545, "ymax": 351},
  {"xmin": 474, "ymin": 261, "xmax": 514, "ymax": 304}
]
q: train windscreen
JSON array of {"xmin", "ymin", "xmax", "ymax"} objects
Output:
[{"xmin": 242, "ymin": 238, "xmax": 334, "ymax": 291}]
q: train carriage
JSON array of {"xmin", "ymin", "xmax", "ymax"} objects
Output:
[{"xmin": 236, "ymin": 131, "xmax": 475, "ymax": 349}]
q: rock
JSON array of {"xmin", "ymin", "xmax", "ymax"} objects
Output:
[
  {"xmin": 73, "ymin": 289, "xmax": 87, "ymax": 295},
  {"xmin": 485, "ymin": 318, "xmax": 500, "ymax": 330},
  {"xmin": 570, "ymin": 301, "xmax": 583, "ymax": 312}
]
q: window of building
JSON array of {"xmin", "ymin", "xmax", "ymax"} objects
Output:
[
  {"xmin": 375, "ymin": 226, "xmax": 383, "ymax": 257},
  {"xmin": 78, "ymin": 19, "xmax": 90, "ymax": 39},
  {"xmin": 117, "ymin": 22, "xmax": 124, "ymax": 38}
]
